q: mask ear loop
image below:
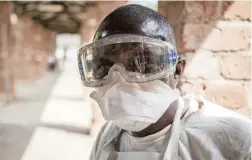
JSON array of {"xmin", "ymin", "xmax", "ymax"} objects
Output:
[
  {"xmin": 174, "ymin": 75, "xmax": 179, "ymax": 88},
  {"xmin": 174, "ymin": 69, "xmax": 185, "ymax": 89},
  {"xmin": 174, "ymin": 56, "xmax": 186, "ymax": 88}
]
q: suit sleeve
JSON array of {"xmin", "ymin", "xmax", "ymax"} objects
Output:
[{"xmin": 89, "ymin": 123, "xmax": 108, "ymax": 160}]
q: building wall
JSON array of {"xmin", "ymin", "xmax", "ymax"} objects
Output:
[
  {"xmin": 12, "ymin": 14, "xmax": 56, "ymax": 80},
  {"xmin": 0, "ymin": 2, "xmax": 15, "ymax": 98},
  {"xmin": 0, "ymin": 2, "xmax": 56, "ymax": 99},
  {"xmin": 159, "ymin": 1, "xmax": 251, "ymax": 118}
]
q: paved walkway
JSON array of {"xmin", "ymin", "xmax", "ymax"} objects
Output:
[{"xmin": 0, "ymin": 59, "xmax": 100, "ymax": 160}]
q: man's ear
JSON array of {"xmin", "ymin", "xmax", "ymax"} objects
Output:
[{"xmin": 175, "ymin": 56, "xmax": 186, "ymax": 77}]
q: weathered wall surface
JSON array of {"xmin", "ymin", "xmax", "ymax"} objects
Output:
[
  {"xmin": 159, "ymin": 1, "xmax": 251, "ymax": 118},
  {"xmin": 0, "ymin": 2, "xmax": 56, "ymax": 99},
  {"xmin": 12, "ymin": 14, "xmax": 56, "ymax": 80},
  {"xmin": 0, "ymin": 2, "xmax": 15, "ymax": 98}
]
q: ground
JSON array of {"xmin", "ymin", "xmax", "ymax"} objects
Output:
[{"xmin": 0, "ymin": 59, "xmax": 101, "ymax": 160}]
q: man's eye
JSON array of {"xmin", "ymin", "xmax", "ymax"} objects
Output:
[{"xmin": 93, "ymin": 58, "xmax": 114, "ymax": 79}]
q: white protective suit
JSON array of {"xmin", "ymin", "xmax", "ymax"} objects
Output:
[{"xmin": 90, "ymin": 95, "xmax": 251, "ymax": 160}]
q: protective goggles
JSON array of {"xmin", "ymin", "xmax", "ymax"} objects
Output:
[{"xmin": 78, "ymin": 34, "xmax": 178, "ymax": 87}]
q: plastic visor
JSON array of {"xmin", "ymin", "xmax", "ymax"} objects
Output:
[{"xmin": 78, "ymin": 34, "xmax": 178, "ymax": 87}]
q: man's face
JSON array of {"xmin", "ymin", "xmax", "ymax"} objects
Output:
[{"xmin": 82, "ymin": 4, "xmax": 186, "ymax": 135}]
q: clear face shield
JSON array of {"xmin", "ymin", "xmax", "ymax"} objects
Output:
[{"xmin": 78, "ymin": 34, "xmax": 178, "ymax": 87}]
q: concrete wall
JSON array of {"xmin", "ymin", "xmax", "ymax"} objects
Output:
[
  {"xmin": 0, "ymin": 2, "xmax": 56, "ymax": 99},
  {"xmin": 159, "ymin": 1, "xmax": 251, "ymax": 117}
]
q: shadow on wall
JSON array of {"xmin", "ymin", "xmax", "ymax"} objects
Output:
[{"xmin": 159, "ymin": 1, "xmax": 251, "ymax": 116}]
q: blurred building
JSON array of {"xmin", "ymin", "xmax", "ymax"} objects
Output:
[{"xmin": 0, "ymin": 1, "xmax": 251, "ymax": 117}]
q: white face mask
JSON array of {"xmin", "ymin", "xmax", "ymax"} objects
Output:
[{"xmin": 90, "ymin": 73, "xmax": 180, "ymax": 132}]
